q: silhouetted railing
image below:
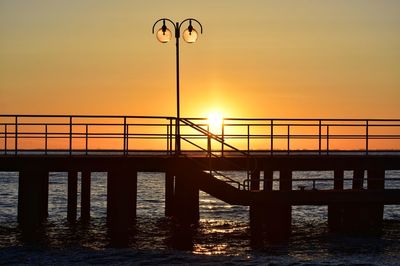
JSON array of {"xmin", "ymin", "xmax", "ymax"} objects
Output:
[
  {"xmin": 242, "ymin": 177, "xmax": 400, "ymax": 191},
  {"xmin": 1, "ymin": 115, "xmax": 400, "ymax": 156},
  {"xmin": 183, "ymin": 118, "xmax": 400, "ymax": 156},
  {"xmin": 0, "ymin": 115, "xmax": 175, "ymax": 155}
]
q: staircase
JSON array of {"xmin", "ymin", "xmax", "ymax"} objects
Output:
[
  {"xmin": 180, "ymin": 118, "xmax": 257, "ymax": 205},
  {"xmin": 194, "ymin": 168, "xmax": 251, "ymax": 205}
]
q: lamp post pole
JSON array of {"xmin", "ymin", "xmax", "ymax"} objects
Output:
[
  {"xmin": 175, "ymin": 22, "xmax": 181, "ymax": 154},
  {"xmin": 152, "ymin": 18, "xmax": 203, "ymax": 155}
]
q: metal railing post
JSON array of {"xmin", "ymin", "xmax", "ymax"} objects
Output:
[
  {"xmin": 221, "ymin": 118, "xmax": 224, "ymax": 157},
  {"xmin": 207, "ymin": 124, "xmax": 212, "ymax": 174},
  {"xmin": 126, "ymin": 124, "xmax": 129, "ymax": 154},
  {"xmin": 4, "ymin": 124, "xmax": 7, "ymax": 155},
  {"xmin": 366, "ymin": 120, "xmax": 369, "ymax": 155},
  {"xmin": 270, "ymin": 119, "xmax": 274, "ymax": 155},
  {"xmin": 85, "ymin": 124, "xmax": 88, "ymax": 155},
  {"xmin": 169, "ymin": 119, "xmax": 173, "ymax": 155},
  {"xmin": 246, "ymin": 124, "xmax": 251, "ymax": 180},
  {"xmin": 45, "ymin": 124, "xmax": 48, "ymax": 155},
  {"xmin": 69, "ymin": 116, "xmax": 72, "ymax": 155},
  {"xmin": 326, "ymin": 125, "xmax": 330, "ymax": 155},
  {"xmin": 247, "ymin": 124, "xmax": 250, "ymax": 155},
  {"xmin": 175, "ymin": 118, "xmax": 180, "ymax": 156},
  {"xmin": 207, "ymin": 125, "xmax": 211, "ymax": 158},
  {"xmin": 287, "ymin": 124, "xmax": 290, "ymax": 155},
  {"xmin": 318, "ymin": 120, "xmax": 322, "ymax": 155},
  {"xmin": 123, "ymin": 117, "xmax": 127, "ymax": 156},
  {"xmin": 15, "ymin": 116, "xmax": 18, "ymax": 155},
  {"xmin": 166, "ymin": 124, "xmax": 170, "ymax": 154}
]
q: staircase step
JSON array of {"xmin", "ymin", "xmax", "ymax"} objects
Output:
[{"xmin": 193, "ymin": 169, "xmax": 251, "ymax": 205}]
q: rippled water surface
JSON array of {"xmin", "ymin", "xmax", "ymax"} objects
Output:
[{"xmin": 1, "ymin": 171, "xmax": 400, "ymax": 265}]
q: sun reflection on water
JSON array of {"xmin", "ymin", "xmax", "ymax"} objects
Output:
[{"xmin": 193, "ymin": 243, "xmax": 228, "ymax": 255}]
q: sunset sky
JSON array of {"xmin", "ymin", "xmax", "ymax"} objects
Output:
[{"xmin": 1, "ymin": 1, "xmax": 399, "ymax": 119}]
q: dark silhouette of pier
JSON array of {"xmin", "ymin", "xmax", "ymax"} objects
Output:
[{"xmin": 1, "ymin": 115, "xmax": 400, "ymax": 246}]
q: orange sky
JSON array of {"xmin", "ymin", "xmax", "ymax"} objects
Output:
[{"xmin": 1, "ymin": 1, "xmax": 399, "ymax": 119}]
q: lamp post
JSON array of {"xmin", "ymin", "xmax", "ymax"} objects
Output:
[{"xmin": 152, "ymin": 18, "xmax": 203, "ymax": 155}]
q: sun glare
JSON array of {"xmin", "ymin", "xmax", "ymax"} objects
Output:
[{"xmin": 207, "ymin": 112, "xmax": 224, "ymax": 134}]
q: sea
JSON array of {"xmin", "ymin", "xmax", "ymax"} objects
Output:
[{"xmin": 0, "ymin": 170, "xmax": 399, "ymax": 265}]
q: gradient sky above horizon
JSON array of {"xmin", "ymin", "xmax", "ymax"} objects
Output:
[{"xmin": 0, "ymin": 0, "xmax": 399, "ymax": 118}]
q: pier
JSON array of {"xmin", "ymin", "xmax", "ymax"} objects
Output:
[{"xmin": 1, "ymin": 115, "xmax": 400, "ymax": 245}]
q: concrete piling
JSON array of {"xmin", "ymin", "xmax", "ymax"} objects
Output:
[
  {"xmin": 353, "ymin": 169, "xmax": 364, "ymax": 190},
  {"xmin": 329, "ymin": 168, "xmax": 385, "ymax": 234},
  {"xmin": 81, "ymin": 170, "xmax": 91, "ymax": 222},
  {"xmin": 257, "ymin": 169, "xmax": 292, "ymax": 243},
  {"xmin": 328, "ymin": 169, "xmax": 345, "ymax": 232},
  {"xmin": 263, "ymin": 168, "xmax": 273, "ymax": 191},
  {"xmin": 173, "ymin": 173, "xmax": 199, "ymax": 225},
  {"xmin": 67, "ymin": 171, "xmax": 78, "ymax": 223},
  {"xmin": 270, "ymin": 169, "xmax": 292, "ymax": 240},
  {"xmin": 366, "ymin": 168, "xmax": 385, "ymax": 231},
  {"xmin": 165, "ymin": 171, "xmax": 175, "ymax": 217},
  {"xmin": 18, "ymin": 169, "xmax": 49, "ymax": 230},
  {"xmin": 107, "ymin": 166, "xmax": 137, "ymax": 246},
  {"xmin": 249, "ymin": 170, "xmax": 263, "ymax": 246}
]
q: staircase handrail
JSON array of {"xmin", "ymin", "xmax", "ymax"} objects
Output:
[
  {"xmin": 180, "ymin": 136, "xmax": 243, "ymax": 189},
  {"xmin": 180, "ymin": 118, "xmax": 250, "ymax": 157},
  {"xmin": 180, "ymin": 118, "xmax": 258, "ymax": 189}
]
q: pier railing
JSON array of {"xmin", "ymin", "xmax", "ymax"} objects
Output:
[
  {"xmin": 1, "ymin": 115, "xmax": 400, "ymax": 156},
  {"xmin": 242, "ymin": 177, "xmax": 400, "ymax": 191},
  {"xmin": 184, "ymin": 118, "xmax": 400, "ymax": 156},
  {"xmin": 0, "ymin": 115, "xmax": 176, "ymax": 155}
]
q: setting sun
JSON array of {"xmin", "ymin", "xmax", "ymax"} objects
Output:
[{"xmin": 207, "ymin": 112, "xmax": 224, "ymax": 134}]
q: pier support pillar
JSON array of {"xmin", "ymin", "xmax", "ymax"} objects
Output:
[
  {"xmin": 67, "ymin": 171, "xmax": 78, "ymax": 223},
  {"xmin": 264, "ymin": 169, "xmax": 292, "ymax": 242},
  {"xmin": 249, "ymin": 204, "xmax": 265, "ymax": 247},
  {"xmin": 366, "ymin": 168, "xmax": 385, "ymax": 231},
  {"xmin": 250, "ymin": 170, "xmax": 260, "ymax": 191},
  {"xmin": 107, "ymin": 166, "xmax": 137, "ymax": 246},
  {"xmin": 249, "ymin": 168, "xmax": 276, "ymax": 246},
  {"xmin": 263, "ymin": 168, "xmax": 273, "ymax": 191},
  {"xmin": 353, "ymin": 169, "xmax": 364, "ymax": 190},
  {"xmin": 81, "ymin": 171, "xmax": 91, "ymax": 222},
  {"xmin": 329, "ymin": 169, "xmax": 382, "ymax": 234},
  {"xmin": 329, "ymin": 169, "xmax": 365, "ymax": 233},
  {"xmin": 328, "ymin": 169, "xmax": 344, "ymax": 232},
  {"xmin": 249, "ymin": 170, "xmax": 263, "ymax": 246},
  {"xmin": 343, "ymin": 169, "xmax": 366, "ymax": 233},
  {"xmin": 165, "ymin": 171, "xmax": 175, "ymax": 217},
  {"xmin": 18, "ymin": 169, "xmax": 49, "ymax": 229},
  {"xmin": 173, "ymin": 173, "xmax": 199, "ymax": 225}
]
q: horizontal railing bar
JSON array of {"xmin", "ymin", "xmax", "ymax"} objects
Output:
[
  {"xmin": 2, "ymin": 115, "xmax": 399, "ymax": 122},
  {"xmin": 2, "ymin": 122, "xmax": 399, "ymax": 127},
  {"xmin": 219, "ymin": 123, "xmax": 400, "ymax": 127},
  {"xmin": 185, "ymin": 117, "xmax": 400, "ymax": 122},
  {"xmin": 0, "ymin": 114, "xmax": 175, "ymax": 119},
  {"xmin": 243, "ymin": 178, "xmax": 400, "ymax": 182},
  {"xmin": 3, "ymin": 136, "xmax": 400, "ymax": 141},
  {"xmin": 0, "ymin": 123, "xmax": 172, "ymax": 127},
  {"xmin": 1, "ymin": 117, "xmax": 399, "ymax": 127},
  {"xmin": 3, "ymin": 149, "xmax": 400, "ymax": 153},
  {"xmin": 11, "ymin": 132, "xmax": 170, "ymax": 136},
  {"xmin": 2, "ymin": 123, "xmax": 399, "ymax": 129},
  {"xmin": 6, "ymin": 131, "xmax": 400, "ymax": 137}
]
